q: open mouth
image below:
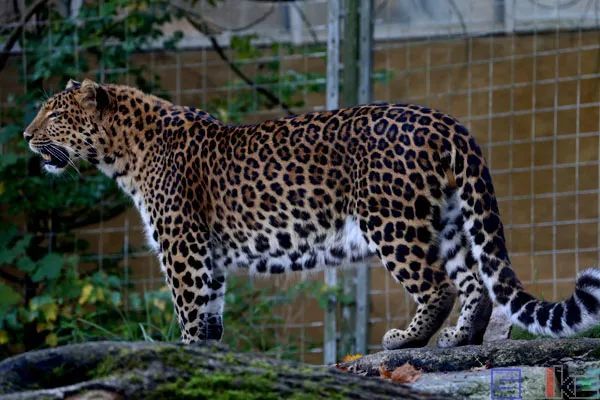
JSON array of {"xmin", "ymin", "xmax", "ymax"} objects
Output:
[{"xmin": 39, "ymin": 145, "xmax": 69, "ymax": 169}]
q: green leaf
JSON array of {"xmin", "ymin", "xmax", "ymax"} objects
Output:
[
  {"xmin": 16, "ymin": 256, "xmax": 36, "ymax": 273},
  {"xmin": 110, "ymin": 291, "xmax": 122, "ymax": 306},
  {"xmin": 29, "ymin": 294, "xmax": 53, "ymax": 311},
  {"xmin": 0, "ymin": 282, "xmax": 22, "ymax": 314},
  {"xmin": 129, "ymin": 293, "xmax": 142, "ymax": 310},
  {"xmin": 0, "ymin": 234, "xmax": 32, "ymax": 266},
  {"xmin": 230, "ymin": 35, "xmax": 260, "ymax": 60},
  {"xmin": 0, "ymin": 225, "xmax": 18, "ymax": 248},
  {"xmin": 0, "ymin": 124, "xmax": 23, "ymax": 145},
  {"xmin": 3, "ymin": 310, "xmax": 20, "ymax": 330},
  {"xmin": 31, "ymin": 253, "xmax": 63, "ymax": 282},
  {"xmin": 163, "ymin": 30, "xmax": 183, "ymax": 50}
]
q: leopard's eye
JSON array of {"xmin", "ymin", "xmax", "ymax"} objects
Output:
[{"xmin": 49, "ymin": 111, "xmax": 62, "ymax": 119}]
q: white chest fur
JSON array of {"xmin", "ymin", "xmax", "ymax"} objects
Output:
[{"xmin": 131, "ymin": 191, "xmax": 160, "ymax": 253}]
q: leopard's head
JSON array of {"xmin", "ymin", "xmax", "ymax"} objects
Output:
[{"xmin": 24, "ymin": 78, "xmax": 112, "ymax": 174}]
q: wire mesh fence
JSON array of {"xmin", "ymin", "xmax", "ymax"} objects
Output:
[
  {"xmin": 0, "ymin": 0, "xmax": 598, "ymax": 363},
  {"xmin": 367, "ymin": 0, "xmax": 600, "ymax": 355}
]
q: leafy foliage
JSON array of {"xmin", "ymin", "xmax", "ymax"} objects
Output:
[
  {"xmin": 223, "ymin": 276, "xmax": 350, "ymax": 359},
  {"xmin": 0, "ymin": 0, "xmax": 182, "ymax": 358},
  {"xmin": 0, "ymin": 2, "xmax": 391, "ymax": 361},
  {"xmin": 207, "ymin": 35, "xmax": 391, "ymax": 123}
]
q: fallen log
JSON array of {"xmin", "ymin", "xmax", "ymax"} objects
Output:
[
  {"xmin": 339, "ymin": 338, "xmax": 600, "ymax": 376},
  {"xmin": 0, "ymin": 341, "xmax": 442, "ymax": 400}
]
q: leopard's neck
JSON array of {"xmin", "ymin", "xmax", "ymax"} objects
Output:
[
  {"xmin": 93, "ymin": 88, "xmax": 223, "ymax": 246},
  {"xmin": 95, "ymin": 86, "xmax": 221, "ymax": 195}
]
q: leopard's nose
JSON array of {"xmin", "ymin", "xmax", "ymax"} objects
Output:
[{"xmin": 23, "ymin": 131, "xmax": 33, "ymax": 142}]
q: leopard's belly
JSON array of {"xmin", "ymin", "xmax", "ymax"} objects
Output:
[{"xmin": 211, "ymin": 216, "xmax": 375, "ymax": 273}]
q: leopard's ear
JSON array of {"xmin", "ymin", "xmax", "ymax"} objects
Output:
[
  {"xmin": 65, "ymin": 79, "xmax": 80, "ymax": 90},
  {"xmin": 76, "ymin": 79, "xmax": 110, "ymax": 112}
]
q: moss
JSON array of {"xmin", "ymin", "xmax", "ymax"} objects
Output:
[
  {"xmin": 249, "ymin": 359, "xmax": 272, "ymax": 369},
  {"xmin": 92, "ymin": 345, "xmax": 352, "ymax": 400},
  {"xmin": 153, "ymin": 372, "xmax": 276, "ymax": 400},
  {"xmin": 301, "ymin": 379, "xmax": 320, "ymax": 391},
  {"xmin": 93, "ymin": 346, "xmax": 195, "ymax": 378},
  {"xmin": 299, "ymin": 366, "xmax": 315, "ymax": 374},
  {"xmin": 589, "ymin": 345, "xmax": 600, "ymax": 359},
  {"xmin": 152, "ymin": 371, "xmax": 350, "ymax": 400},
  {"xmin": 0, "ymin": 351, "xmax": 104, "ymax": 394},
  {"xmin": 51, "ymin": 365, "xmax": 65, "ymax": 377},
  {"xmin": 93, "ymin": 349, "xmax": 136, "ymax": 378},
  {"xmin": 222, "ymin": 353, "xmax": 238, "ymax": 365},
  {"xmin": 158, "ymin": 346, "xmax": 197, "ymax": 368},
  {"xmin": 576, "ymin": 325, "xmax": 600, "ymax": 339},
  {"xmin": 32, "ymin": 362, "xmax": 95, "ymax": 391},
  {"xmin": 512, "ymin": 324, "xmax": 600, "ymax": 341},
  {"xmin": 510, "ymin": 327, "xmax": 541, "ymax": 340},
  {"xmin": 128, "ymin": 374, "xmax": 143, "ymax": 385}
]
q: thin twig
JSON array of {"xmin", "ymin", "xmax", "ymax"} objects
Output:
[
  {"xmin": 291, "ymin": 3, "xmax": 319, "ymax": 44},
  {"xmin": 0, "ymin": 268, "xmax": 23, "ymax": 285},
  {"xmin": 184, "ymin": 15, "xmax": 294, "ymax": 115},
  {"xmin": 207, "ymin": 34, "xmax": 294, "ymax": 115},
  {"xmin": 0, "ymin": 0, "xmax": 48, "ymax": 72},
  {"xmin": 448, "ymin": 0, "xmax": 468, "ymax": 37},
  {"xmin": 170, "ymin": 1, "xmax": 295, "ymax": 115},
  {"xmin": 203, "ymin": 5, "xmax": 275, "ymax": 32},
  {"xmin": 447, "ymin": 0, "xmax": 471, "ymax": 69}
]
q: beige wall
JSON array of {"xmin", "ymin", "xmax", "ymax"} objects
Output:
[
  {"xmin": 364, "ymin": 30, "xmax": 600, "ymax": 360},
  {"xmin": 130, "ymin": 30, "xmax": 600, "ymax": 362}
]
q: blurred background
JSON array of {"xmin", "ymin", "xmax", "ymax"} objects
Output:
[{"xmin": 0, "ymin": 0, "xmax": 598, "ymax": 364}]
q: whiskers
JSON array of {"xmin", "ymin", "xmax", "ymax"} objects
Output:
[
  {"xmin": 43, "ymin": 143, "xmax": 81, "ymax": 178},
  {"xmin": 36, "ymin": 139, "xmax": 107, "ymax": 179},
  {"xmin": 41, "ymin": 87, "xmax": 51, "ymax": 101}
]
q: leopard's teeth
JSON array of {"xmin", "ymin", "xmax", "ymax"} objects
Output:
[{"xmin": 41, "ymin": 153, "xmax": 51, "ymax": 161}]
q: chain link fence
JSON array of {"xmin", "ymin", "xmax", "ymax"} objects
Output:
[{"xmin": 1, "ymin": 0, "xmax": 598, "ymax": 363}]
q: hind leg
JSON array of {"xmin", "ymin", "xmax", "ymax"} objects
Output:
[
  {"xmin": 435, "ymin": 195, "xmax": 492, "ymax": 347},
  {"xmin": 382, "ymin": 272, "xmax": 456, "ymax": 350},
  {"xmin": 360, "ymin": 215, "xmax": 456, "ymax": 350},
  {"xmin": 437, "ymin": 243, "xmax": 492, "ymax": 347}
]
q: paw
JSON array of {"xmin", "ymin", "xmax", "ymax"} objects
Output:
[
  {"xmin": 382, "ymin": 329, "xmax": 428, "ymax": 350},
  {"xmin": 382, "ymin": 328, "xmax": 405, "ymax": 350},
  {"xmin": 184, "ymin": 313, "xmax": 224, "ymax": 342},
  {"xmin": 199, "ymin": 313, "xmax": 223, "ymax": 340},
  {"xmin": 436, "ymin": 326, "xmax": 468, "ymax": 348}
]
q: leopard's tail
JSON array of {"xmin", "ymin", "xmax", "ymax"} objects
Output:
[
  {"xmin": 457, "ymin": 161, "xmax": 600, "ymax": 337},
  {"xmin": 501, "ymin": 268, "xmax": 600, "ymax": 337}
]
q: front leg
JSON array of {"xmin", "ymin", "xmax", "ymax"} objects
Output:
[{"xmin": 161, "ymin": 237, "xmax": 226, "ymax": 343}]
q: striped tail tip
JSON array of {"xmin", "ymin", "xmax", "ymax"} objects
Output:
[{"xmin": 509, "ymin": 267, "xmax": 600, "ymax": 338}]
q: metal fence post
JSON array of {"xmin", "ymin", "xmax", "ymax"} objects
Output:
[
  {"xmin": 354, "ymin": 0, "xmax": 373, "ymax": 356},
  {"xmin": 340, "ymin": 0, "xmax": 359, "ymax": 358},
  {"xmin": 324, "ymin": 0, "xmax": 341, "ymax": 366}
]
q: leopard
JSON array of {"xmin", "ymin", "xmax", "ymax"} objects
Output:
[{"xmin": 24, "ymin": 78, "xmax": 600, "ymax": 350}]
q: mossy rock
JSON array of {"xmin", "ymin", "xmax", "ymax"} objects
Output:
[{"xmin": 0, "ymin": 341, "xmax": 440, "ymax": 399}]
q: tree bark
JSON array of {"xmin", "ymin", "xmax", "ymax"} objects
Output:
[
  {"xmin": 338, "ymin": 338, "xmax": 600, "ymax": 376},
  {"xmin": 0, "ymin": 341, "xmax": 442, "ymax": 400}
]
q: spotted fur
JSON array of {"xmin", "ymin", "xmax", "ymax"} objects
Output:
[{"xmin": 24, "ymin": 79, "xmax": 600, "ymax": 349}]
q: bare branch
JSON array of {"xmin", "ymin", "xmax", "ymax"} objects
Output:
[
  {"xmin": 291, "ymin": 2, "xmax": 319, "ymax": 44},
  {"xmin": 202, "ymin": 5, "xmax": 275, "ymax": 32},
  {"xmin": 0, "ymin": 269, "xmax": 23, "ymax": 285},
  {"xmin": 206, "ymin": 33, "xmax": 294, "ymax": 115},
  {"xmin": 0, "ymin": 0, "xmax": 49, "ymax": 72},
  {"xmin": 173, "ymin": 3, "xmax": 295, "ymax": 115}
]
